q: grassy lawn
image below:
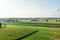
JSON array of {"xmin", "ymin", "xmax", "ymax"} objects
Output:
[
  {"xmin": 22, "ymin": 26, "xmax": 60, "ymax": 40},
  {"xmin": 0, "ymin": 25, "xmax": 36, "ymax": 40},
  {"xmin": 0, "ymin": 22, "xmax": 60, "ymax": 40}
]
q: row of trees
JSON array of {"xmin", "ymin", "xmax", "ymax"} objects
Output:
[{"xmin": 46, "ymin": 20, "xmax": 60, "ymax": 22}]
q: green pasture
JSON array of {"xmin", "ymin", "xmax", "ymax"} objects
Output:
[
  {"xmin": 0, "ymin": 25, "xmax": 36, "ymax": 40},
  {"xmin": 5, "ymin": 21, "xmax": 60, "ymax": 27},
  {"xmin": 0, "ymin": 22, "xmax": 60, "ymax": 40}
]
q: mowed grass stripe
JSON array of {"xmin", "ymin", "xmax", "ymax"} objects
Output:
[{"xmin": 6, "ymin": 22, "xmax": 60, "ymax": 27}]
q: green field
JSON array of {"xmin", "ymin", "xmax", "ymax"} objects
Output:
[{"xmin": 0, "ymin": 22, "xmax": 60, "ymax": 40}]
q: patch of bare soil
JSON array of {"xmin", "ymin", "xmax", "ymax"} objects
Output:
[
  {"xmin": 50, "ymin": 33, "xmax": 60, "ymax": 40},
  {"xmin": 48, "ymin": 27, "xmax": 60, "ymax": 31},
  {"xmin": 49, "ymin": 25, "xmax": 60, "ymax": 28},
  {"xmin": 48, "ymin": 26, "xmax": 60, "ymax": 40},
  {"xmin": 48, "ymin": 25, "xmax": 60, "ymax": 30},
  {"xmin": 50, "ymin": 37, "xmax": 60, "ymax": 40}
]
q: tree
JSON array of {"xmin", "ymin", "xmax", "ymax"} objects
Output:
[
  {"xmin": 56, "ymin": 20, "xmax": 58, "ymax": 22},
  {"xmin": 0, "ymin": 23, "xmax": 2, "ymax": 28},
  {"xmin": 31, "ymin": 19, "xmax": 38, "ymax": 21},
  {"xmin": 46, "ymin": 20, "xmax": 48, "ymax": 22}
]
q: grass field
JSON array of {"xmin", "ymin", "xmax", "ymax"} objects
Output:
[
  {"xmin": 0, "ymin": 25, "xmax": 36, "ymax": 40},
  {"xmin": 22, "ymin": 27, "xmax": 60, "ymax": 40},
  {"xmin": 0, "ymin": 22, "xmax": 60, "ymax": 40}
]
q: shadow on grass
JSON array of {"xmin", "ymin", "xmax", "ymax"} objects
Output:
[{"xmin": 16, "ymin": 30, "xmax": 38, "ymax": 40}]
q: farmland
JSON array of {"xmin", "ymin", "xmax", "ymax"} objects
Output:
[{"xmin": 0, "ymin": 18, "xmax": 60, "ymax": 40}]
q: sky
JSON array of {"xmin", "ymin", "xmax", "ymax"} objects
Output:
[{"xmin": 0, "ymin": 0, "xmax": 60, "ymax": 18}]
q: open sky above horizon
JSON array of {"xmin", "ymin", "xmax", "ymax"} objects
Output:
[{"xmin": 0, "ymin": 0, "xmax": 60, "ymax": 18}]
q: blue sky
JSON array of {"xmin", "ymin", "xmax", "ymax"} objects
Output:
[{"xmin": 0, "ymin": 0, "xmax": 60, "ymax": 18}]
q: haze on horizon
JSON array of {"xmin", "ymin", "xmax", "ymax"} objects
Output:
[{"xmin": 0, "ymin": 0, "xmax": 60, "ymax": 18}]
